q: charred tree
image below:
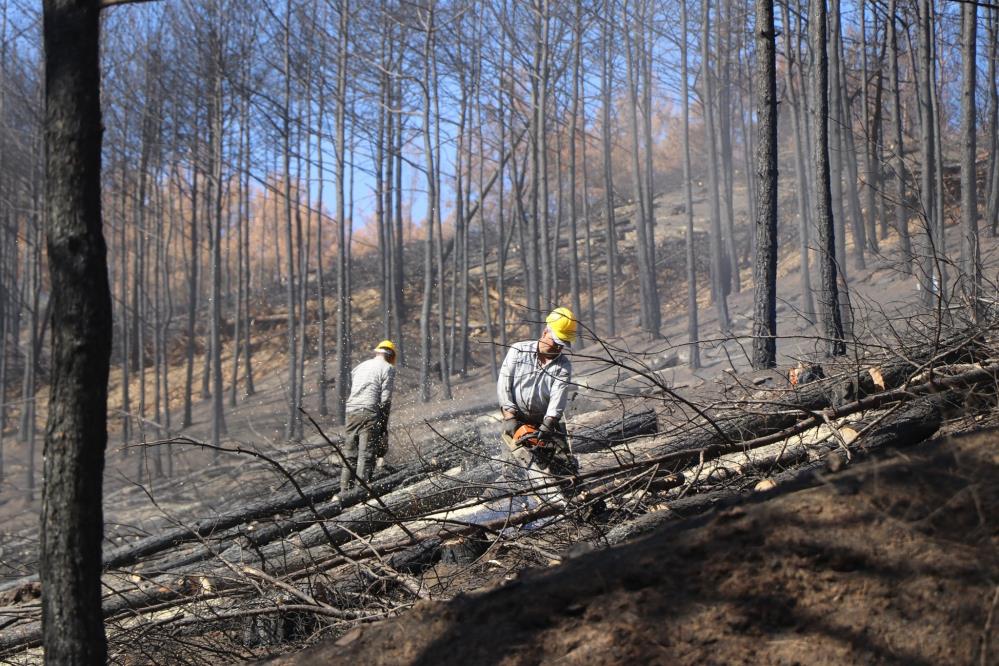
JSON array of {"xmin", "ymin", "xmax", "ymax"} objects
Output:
[
  {"xmin": 680, "ymin": 0, "xmax": 700, "ymax": 369},
  {"xmin": 752, "ymin": 0, "xmax": 778, "ymax": 369},
  {"xmin": 702, "ymin": 0, "xmax": 731, "ymax": 334},
  {"xmin": 600, "ymin": 2, "xmax": 617, "ymax": 337},
  {"xmin": 811, "ymin": 0, "xmax": 846, "ymax": 356},
  {"xmin": 887, "ymin": 0, "xmax": 912, "ymax": 272},
  {"xmin": 959, "ymin": 0, "xmax": 979, "ymax": 310},
  {"xmin": 40, "ymin": 0, "xmax": 110, "ymax": 659}
]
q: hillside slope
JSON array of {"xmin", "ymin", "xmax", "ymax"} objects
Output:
[{"xmin": 267, "ymin": 430, "xmax": 999, "ymax": 665}]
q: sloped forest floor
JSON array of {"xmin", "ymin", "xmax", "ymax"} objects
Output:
[{"xmin": 271, "ymin": 428, "xmax": 999, "ymax": 666}]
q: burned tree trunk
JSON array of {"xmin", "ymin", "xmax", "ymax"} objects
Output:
[
  {"xmin": 702, "ymin": 0, "xmax": 731, "ymax": 334},
  {"xmin": 887, "ymin": 0, "xmax": 912, "ymax": 271},
  {"xmin": 40, "ymin": 0, "xmax": 110, "ymax": 660},
  {"xmin": 680, "ymin": 0, "xmax": 700, "ymax": 368},
  {"xmin": 811, "ymin": 0, "xmax": 846, "ymax": 357},
  {"xmin": 959, "ymin": 0, "xmax": 979, "ymax": 308},
  {"xmin": 752, "ymin": 0, "xmax": 778, "ymax": 369}
]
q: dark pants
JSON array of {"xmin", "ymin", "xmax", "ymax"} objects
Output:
[{"xmin": 340, "ymin": 411, "xmax": 385, "ymax": 494}]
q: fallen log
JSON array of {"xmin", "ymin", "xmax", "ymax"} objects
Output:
[
  {"xmin": 600, "ymin": 394, "xmax": 947, "ymax": 546},
  {"xmin": 626, "ymin": 347, "xmax": 985, "ymax": 471},
  {"xmin": 98, "ymin": 430, "xmax": 483, "ymax": 574},
  {"xmin": 237, "ymin": 461, "xmax": 505, "ymax": 568},
  {"xmin": 571, "ymin": 408, "xmax": 658, "ymax": 453},
  {"xmin": 113, "ymin": 469, "xmax": 441, "ymax": 579}
]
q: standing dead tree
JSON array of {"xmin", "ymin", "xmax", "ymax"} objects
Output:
[
  {"xmin": 40, "ymin": 0, "xmax": 109, "ymax": 660},
  {"xmin": 751, "ymin": 0, "xmax": 778, "ymax": 369},
  {"xmin": 811, "ymin": 0, "xmax": 846, "ymax": 357}
]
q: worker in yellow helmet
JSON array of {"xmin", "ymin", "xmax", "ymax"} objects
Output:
[
  {"xmin": 341, "ymin": 340, "xmax": 396, "ymax": 494},
  {"xmin": 497, "ymin": 307, "xmax": 579, "ymax": 497}
]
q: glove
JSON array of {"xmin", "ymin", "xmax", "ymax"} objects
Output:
[
  {"xmin": 502, "ymin": 417, "xmax": 519, "ymax": 438},
  {"xmin": 537, "ymin": 416, "xmax": 559, "ymax": 442}
]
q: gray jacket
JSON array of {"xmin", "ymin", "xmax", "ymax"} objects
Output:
[
  {"xmin": 346, "ymin": 356, "xmax": 396, "ymax": 414},
  {"xmin": 497, "ymin": 340, "xmax": 572, "ymax": 424}
]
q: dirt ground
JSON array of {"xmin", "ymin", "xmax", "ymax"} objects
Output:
[{"xmin": 264, "ymin": 429, "xmax": 999, "ymax": 666}]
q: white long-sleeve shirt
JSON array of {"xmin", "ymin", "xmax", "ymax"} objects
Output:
[
  {"xmin": 345, "ymin": 356, "xmax": 396, "ymax": 414},
  {"xmin": 496, "ymin": 340, "xmax": 572, "ymax": 423}
]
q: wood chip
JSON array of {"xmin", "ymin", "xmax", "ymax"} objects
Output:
[
  {"xmin": 840, "ymin": 427, "xmax": 859, "ymax": 445},
  {"xmin": 755, "ymin": 478, "xmax": 778, "ymax": 492},
  {"xmin": 868, "ymin": 367, "xmax": 885, "ymax": 390},
  {"xmin": 335, "ymin": 627, "xmax": 363, "ymax": 646}
]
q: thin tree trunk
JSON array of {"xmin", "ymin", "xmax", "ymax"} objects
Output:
[
  {"xmin": 536, "ymin": 0, "xmax": 552, "ymax": 309},
  {"xmin": 294, "ymin": 72, "xmax": 312, "ymax": 438},
  {"xmin": 376, "ymin": 36, "xmax": 389, "ymax": 343},
  {"xmin": 859, "ymin": 0, "xmax": 880, "ymax": 253},
  {"xmin": 639, "ymin": 0, "xmax": 659, "ymax": 323},
  {"xmin": 316, "ymin": 73, "xmax": 328, "ymax": 416},
  {"xmin": 567, "ymin": 0, "xmax": 583, "ymax": 331},
  {"xmin": 623, "ymin": 0, "xmax": 656, "ymax": 336},
  {"xmin": 392, "ymin": 74, "xmax": 406, "ymax": 363},
  {"xmin": 916, "ymin": 0, "xmax": 937, "ymax": 298},
  {"xmin": 888, "ymin": 0, "xmax": 912, "ymax": 271},
  {"xmin": 419, "ymin": 4, "xmax": 436, "ymax": 403},
  {"xmin": 209, "ymin": 46, "xmax": 226, "ymax": 449},
  {"xmin": 183, "ymin": 162, "xmax": 198, "ymax": 428},
  {"xmin": 118, "ymin": 154, "xmax": 131, "ymax": 443},
  {"xmin": 752, "ymin": 0, "xmax": 778, "ymax": 369},
  {"xmin": 829, "ymin": 0, "xmax": 860, "ymax": 273},
  {"xmin": 283, "ymin": 0, "xmax": 300, "ymax": 436},
  {"xmin": 241, "ymin": 91, "xmax": 255, "ymax": 397},
  {"xmin": 496, "ymin": 39, "xmax": 508, "ymax": 353},
  {"xmin": 828, "ymin": 0, "xmax": 856, "ymax": 332},
  {"xmin": 21, "ymin": 197, "xmax": 40, "ymax": 500},
  {"xmin": 739, "ymin": 59, "xmax": 757, "ymax": 251},
  {"xmin": 717, "ymin": 0, "xmax": 739, "ymax": 295},
  {"xmin": 431, "ymin": 31, "xmax": 452, "ymax": 400},
  {"xmin": 601, "ymin": 0, "xmax": 617, "ymax": 337},
  {"xmin": 230, "ymin": 90, "xmax": 245, "ymax": 409},
  {"xmin": 450, "ymin": 61, "xmax": 467, "ymax": 376},
  {"xmin": 680, "ymin": 0, "xmax": 700, "ymax": 369},
  {"xmin": 838, "ymin": 41, "xmax": 868, "ymax": 268},
  {"xmin": 812, "ymin": 0, "xmax": 846, "ymax": 356},
  {"xmin": 929, "ymin": 10, "xmax": 946, "ymax": 293},
  {"xmin": 473, "ymin": 17, "xmax": 498, "ymax": 378},
  {"xmin": 333, "ymin": 0, "xmax": 351, "ymax": 424},
  {"xmin": 580, "ymin": 81, "xmax": 596, "ymax": 330},
  {"xmin": 959, "ymin": 0, "xmax": 979, "ymax": 310},
  {"xmin": 702, "ymin": 0, "xmax": 731, "ymax": 334},
  {"xmin": 987, "ymin": 6, "xmax": 999, "ymax": 237},
  {"xmin": 781, "ymin": 0, "xmax": 815, "ymax": 320}
]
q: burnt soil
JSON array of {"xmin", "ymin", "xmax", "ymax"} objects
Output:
[{"xmin": 264, "ymin": 430, "xmax": 999, "ymax": 665}]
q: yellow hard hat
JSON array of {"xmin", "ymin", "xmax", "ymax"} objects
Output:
[
  {"xmin": 545, "ymin": 307, "xmax": 577, "ymax": 348},
  {"xmin": 374, "ymin": 339, "xmax": 396, "ymax": 355}
]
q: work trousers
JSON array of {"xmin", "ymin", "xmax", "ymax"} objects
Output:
[{"xmin": 340, "ymin": 410, "xmax": 386, "ymax": 495}]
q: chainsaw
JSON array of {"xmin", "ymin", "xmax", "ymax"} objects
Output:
[{"xmin": 512, "ymin": 423, "xmax": 546, "ymax": 448}]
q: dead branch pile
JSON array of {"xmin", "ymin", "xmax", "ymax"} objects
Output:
[{"xmin": 1, "ymin": 331, "xmax": 995, "ymax": 663}]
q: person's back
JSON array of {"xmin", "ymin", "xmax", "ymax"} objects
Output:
[{"xmin": 346, "ymin": 355, "xmax": 395, "ymax": 415}]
